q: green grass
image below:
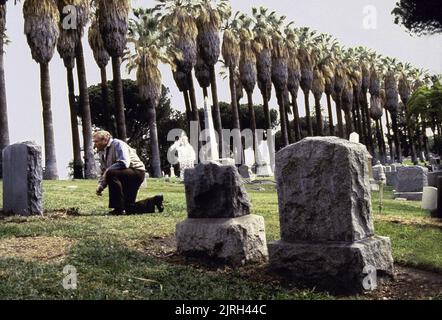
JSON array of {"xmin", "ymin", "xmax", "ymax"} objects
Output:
[{"xmin": 0, "ymin": 179, "xmax": 441, "ymax": 299}]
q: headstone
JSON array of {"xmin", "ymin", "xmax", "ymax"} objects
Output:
[
  {"xmin": 244, "ymin": 147, "xmax": 255, "ymax": 167},
  {"xmin": 394, "ymin": 166, "xmax": 428, "ymax": 201},
  {"xmin": 2, "ymin": 142, "xmax": 43, "ymax": 216},
  {"xmin": 349, "ymin": 132, "xmax": 360, "ymax": 143},
  {"xmin": 170, "ymin": 166, "xmax": 176, "ymax": 178},
  {"xmin": 256, "ymin": 140, "xmax": 273, "ymax": 177},
  {"xmin": 176, "ymin": 161, "xmax": 268, "ymax": 266},
  {"xmin": 421, "ymin": 187, "xmax": 438, "ymax": 211},
  {"xmin": 428, "ymin": 171, "xmax": 442, "ymax": 188},
  {"xmin": 177, "ymin": 136, "xmax": 196, "ymax": 179},
  {"xmin": 436, "ymin": 178, "xmax": 442, "ymax": 218},
  {"xmin": 269, "ymin": 137, "xmax": 394, "ymax": 293}
]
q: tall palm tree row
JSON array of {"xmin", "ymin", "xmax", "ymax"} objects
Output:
[
  {"xmin": 23, "ymin": 0, "xmax": 59, "ymax": 180},
  {"xmin": 98, "ymin": 0, "xmax": 130, "ymax": 141},
  {"xmin": 127, "ymin": 8, "xmax": 179, "ymax": 177},
  {"xmin": 0, "ymin": 2, "xmax": 9, "ymax": 179}
]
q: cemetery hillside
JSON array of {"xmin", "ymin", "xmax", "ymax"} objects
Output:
[{"xmin": 0, "ymin": 0, "xmax": 442, "ymax": 303}]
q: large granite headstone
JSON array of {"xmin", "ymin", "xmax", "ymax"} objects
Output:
[
  {"xmin": 428, "ymin": 171, "xmax": 442, "ymax": 188},
  {"xmin": 394, "ymin": 166, "xmax": 428, "ymax": 201},
  {"xmin": 2, "ymin": 142, "xmax": 43, "ymax": 216},
  {"xmin": 269, "ymin": 137, "xmax": 394, "ymax": 293},
  {"xmin": 176, "ymin": 161, "xmax": 268, "ymax": 266}
]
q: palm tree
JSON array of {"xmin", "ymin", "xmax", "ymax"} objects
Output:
[
  {"xmin": 297, "ymin": 28, "xmax": 316, "ymax": 137},
  {"xmin": 267, "ymin": 12, "xmax": 289, "ymax": 146},
  {"xmin": 236, "ymin": 13, "xmax": 258, "ymax": 150},
  {"xmin": 58, "ymin": 0, "xmax": 96, "ymax": 179},
  {"xmin": 56, "ymin": 2, "xmax": 82, "ymax": 179},
  {"xmin": 195, "ymin": 0, "xmax": 230, "ymax": 154},
  {"xmin": 127, "ymin": 8, "xmax": 178, "ymax": 178},
  {"xmin": 221, "ymin": 13, "xmax": 242, "ymax": 161},
  {"xmin": 0, "ymin": 2, "xmax": 9, "ymax": 179},
  {"xmin": 384, "ymin": 59, "xmax": 402, "ymax": 162},
  {"xmin": 252, "ymin": 6, "xmax": 272, "ymax": 132},
  {"xmin": 369, "ymin": 62, "xmax": 386, "ymax": 162},
  {"xmin": 23, "ymin": 0, "xmax": 59, "ymax": 180},
  {"xmin": 284, "ymin": 24, "xmax": 302, "ymax": 141},
  {"xmin": 88, "ymin": 14, "xmax": 115, "ymax": 135},
  {"xmin": 98, "ymin": 0, "xmax": 130, "ymax": 141},
  {"xmin": 332, "ymin": 62, "xmax": 346, "ymax": 138},
  {"xmin": 398, "ymin": 63, "xmax": 418, "ymax": 164},
  {"xmin": 156, "ymin": 0, "xmax": 200, "ymax": 130}
]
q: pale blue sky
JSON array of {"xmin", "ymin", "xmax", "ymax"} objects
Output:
[{"xmin": 3, "ymin": 0, "xmax": 442, "ymax": 178}]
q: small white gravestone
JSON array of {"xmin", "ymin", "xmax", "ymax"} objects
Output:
[
  {"xmin": 421, "ymin": 187, "xmax": 438, "ymax": 211},
  {"xmin": 170, "ymin": 166, "xmax": 176, "ymax": 178},
  {"xmin": 202, "ymin": 96, "xmax": 219, "ymax": 162},
  {"xmin": 256, "ymin": 140, "xmax": 273, "ymax": 177},
  {"xmin": 244, "ymin": 147, "xmax": 255, "ymax": 167},
  {"xmin": 349, "ymin": 132, "xmax": 360, "ymax": 143},
  {"xmin": 177, "ymin": 136, "xmax": 197, "ymax": 179}
]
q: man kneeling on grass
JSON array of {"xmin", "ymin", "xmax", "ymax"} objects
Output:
[{"xmin": 93, "ymin": 130, "xmax": 164, "ymax": 215}]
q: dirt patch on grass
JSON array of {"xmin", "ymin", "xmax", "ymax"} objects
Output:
[
  {"xmin": 131, "ymin": 235, "xmax": 442, "ymax": 299},
  {"xmin": 363, "ymin": 266, "xmax": 442, "ymax": 300},
  {"xmin": 0, "ymin": 236, "xmax": 75, "ymax": 263},
  {"xmin": 374, "ymin": 214, "xmax": 442, "ymax": 229}
]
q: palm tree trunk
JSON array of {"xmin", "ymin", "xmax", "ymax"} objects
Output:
[
  {"xmin": 188, "ymin": 75, "xmax": 201, "ymax": 126},
  {"xmin": 284, "ymin": 89, "xmax": 293, "ymax": 144},
  {"xmin": 277, "ymin": 90, "xmax": 289, "ymax": 146},
  {"xmin": 326, "ymin": 93, "xmax": 334, "ymax": 136},
  {"xmin": 422, "ymin": 121, "xmax": 430, "ymax": 160},
  {"xmin": 362, "ymin": 91, "xmax": 374, "ymax": 155},
  {"xmin": 262, "ymin": 89, "xmax": 271, "ymax": 131},
  {"xmin": 112, "ymin": 57, "xmax": 127, "ymax": 141},
  {"xmin": 303, "ymin": 90, "xmax": 313, "ymax": 136},
  {"xmin": 314, "ymin": 96, "xmax": 323, "ymax": 136},
  {"xmin": 183, "ymin": 90, "xmax": 192, "ymax": 129},
  {"xmin": 0, "ymin": 37, "xmax": 9, "ymax": 179},
  {"xmin": 202, "ymin": 87, "xmax": 208, "ymax": 98},
  {"xmin": 336, "ymin": 96, "xmax": 344, "ymax": 138},
  {"xmin": 247, "ymin": 91, "xmax": 257, "ymax": 152},
  {"xmin": 67, "ymin": 67, "xmax": 83, "ymax": 179},
  {"xmin": 146, "ymin": 103, "xmax": 161, "ymax": 178},
  {"xmin": 345, "ymin": 111, "xmax": 353, "ymax": 138},
  {"xmin": 385, "ymin": 111, "xmax": 394, "ymax": 162},
  {"xmin": 76, "ymin": 42, "xmax": 97, "ymax": 179},
  {"xmin": 360, "ymin": 94, "xmax": 368, "ymax": 145},
  {"xmin": 354, "ymin": 92, "xmax": 363, "ymax": 137},
  {"xmin": 375, "ymin": 120, "xmax": 385, "ymax": 163},
  {"xmin": 210, "ymin": 66, "xmax": 223, "ymax": 155},
  {"xmin": 407, "ymin": 126, "xmax": 418, "ymax": 164},
  {"xmin": 391, "ymin": 112, "xmax": 402, "ymax": 162},
  {"xmin": 291, "ymin": 93, "xmax": 301, "ymax": 141},
  {"xmin": 229, "ymin": 66, "xmax": 242, "ymax": 163},
  {"xmin": 40, "ymin": 63, "xmax": 58, "ymax": 180},
  {"xmin": 379, "ymin": 117, "xmax": 387, "ymax": 163},
  {"xmin": 100, "ymin": 66, "xmax": 115, "ymax": 136}
]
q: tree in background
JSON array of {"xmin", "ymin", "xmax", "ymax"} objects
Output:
[{"xmin": 392, "ymin": 0, "xmax": 442, "ymax": 35}]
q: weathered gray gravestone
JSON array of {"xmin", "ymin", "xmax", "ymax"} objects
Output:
[
  {"xmin": 176, "ymin": 161, "xmax": 268, "ymax": 266},
  {"xmin": 269, "ymin": 137, "xmax": 394, "ymax": 293},
  {"xmin": 2, "ymin": 142, "xmax": 43, "ymax": 216},
  {"xmin": 394, "ymin": 166, "xmax": 428, "ymax": 201},
  {"xmin": 428, "ymin": 171, "xmax": 442, "ymax": 188}
]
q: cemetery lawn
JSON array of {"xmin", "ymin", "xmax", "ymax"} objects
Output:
[{"xmin": 0, "ymin": 179, "xmax": 441, "ymax": 300}]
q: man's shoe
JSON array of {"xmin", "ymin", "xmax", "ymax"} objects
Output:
[
  {"xmin": 154, "ymin": 195, "xmax": 164, "ymax": 213},
  {"xmin": 109, "ymin": 209, "xmax": 126, "ymax": 216}
]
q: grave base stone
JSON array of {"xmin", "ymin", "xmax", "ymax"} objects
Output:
[
  {"xmin": 269, "ymin": 236, "xmax": 393, "ymax": 294},
  {"xmin": 176, "ymin": 215, "xmax": 268, "ymax": 266}
]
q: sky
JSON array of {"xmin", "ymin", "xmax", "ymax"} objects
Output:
[{"xmin": 3, "ymin": 0, "xmax": 442, "ymax": 179}]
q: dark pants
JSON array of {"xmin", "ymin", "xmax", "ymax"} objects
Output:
[{"xmin": 107, "ymin": 168, "xmax": 145, "ymax": 210}]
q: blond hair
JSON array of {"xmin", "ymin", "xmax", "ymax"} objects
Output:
[{"xmin": 93, "ymin": 130, "xmax": 112, "ymax": 141}]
